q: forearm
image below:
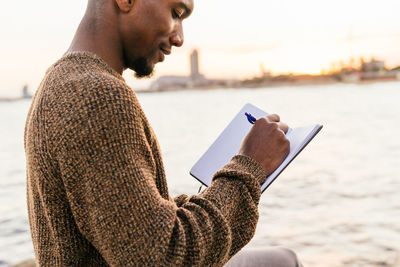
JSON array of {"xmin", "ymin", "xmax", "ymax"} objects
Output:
[{"xmin": 199, "ymin": 155, "xmax": 265, "ymax": 259}]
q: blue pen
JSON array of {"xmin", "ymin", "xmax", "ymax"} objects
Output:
[{"xmin": 245, "ymin": 112, "xmax": 257, "ymax": 124}]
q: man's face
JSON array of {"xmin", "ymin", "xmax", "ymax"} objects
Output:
[{"xmin": 119, "ymin": 0, "xmax": 194, "ymax": 78}]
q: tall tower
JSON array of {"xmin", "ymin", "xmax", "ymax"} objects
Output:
[
  {"xmin": 190, "ymin": 49, "xmax": 200, "ymax": 80},
  {"xmin": 22, "ymin": 84, "xmax": 31, "ymax": 98}
]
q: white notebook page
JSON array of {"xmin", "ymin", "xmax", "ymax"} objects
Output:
[{"xmin": 190, "ymin": 103, "xmax": 322, "ymax": 193}]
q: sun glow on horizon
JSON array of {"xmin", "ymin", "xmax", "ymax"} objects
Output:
[{"xmin": 1, "ymin": 0, "xmax": 400, "ymax": 94}]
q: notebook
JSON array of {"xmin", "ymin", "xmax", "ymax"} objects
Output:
[{"xmin": 190, "ymin": 103, "xmax": 323, "ymax": 193}]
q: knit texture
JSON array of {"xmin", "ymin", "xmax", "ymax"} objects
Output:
[{"xmin": 24, "ymin": 52, "xmax": 266, "ymax": 266}]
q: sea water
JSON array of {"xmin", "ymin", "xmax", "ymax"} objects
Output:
[{"xmin": 1, "ymin": 82, "xmax": 399, "ymax": 266}]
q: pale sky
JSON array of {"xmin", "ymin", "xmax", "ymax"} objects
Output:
[{"xmin": 1, "ymin": 0, "xmax": 400, "ymax": 96}]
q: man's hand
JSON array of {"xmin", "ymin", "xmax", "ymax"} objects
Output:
[{"xmin": 238, "ymin": 114, "xmax": 290, "ymax": 179}]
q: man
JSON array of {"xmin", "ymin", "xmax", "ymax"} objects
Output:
[{"xmin": 24, "ymin": 0, "xmax": 302, "ymax": 266}]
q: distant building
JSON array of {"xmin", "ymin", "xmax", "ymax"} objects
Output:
[
  {"xmin": 341, "ymin": 73, "xmax": 360, "ymax": 83},
  {"xmin": 0, "ymin": 84, "xmax": 32, "ymax": 102},
  {"xmin": 190, "ymin": 49, "xmax": 200, "ymax": 79},
  {"xmin": 359, "ymin": 59, "xmax": 400, "ymax": 81},
  {"xmin": 189, "ymin": 49, "xmax": 207, "ymax": 86},
  {"xmin": 361, "ymin": 59, "xmax": 385, "ymax": 73},
  {"xmin": 151, "ymin": 49, "xmax": 208, "ymax": 91},
  {"xmin": 22, "ymin": 84, "xmax": 32, "ymax": 99},
  {"xmin": 150, "ymin": 76, "xmax": 190, "ymax": 91}
]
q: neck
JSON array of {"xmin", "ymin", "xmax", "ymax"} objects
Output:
[{"xmin": 67, "ymin": 6, "xmax": 125, "ymax": 74}]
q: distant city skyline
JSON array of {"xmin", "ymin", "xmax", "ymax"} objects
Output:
[{"xmin": 1, "ymin": 0, "xmax": 400, "ymax": 96}]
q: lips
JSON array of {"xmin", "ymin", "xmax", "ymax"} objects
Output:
[
  {"xmin": 159, "ymin": 50, "xmax": 165, "ymax": 62},
  {"xmin": 160, "ymin": 46, "xmax": 171, "ymax": 56},
  {"xmin": 157, "ymin": 44, "xmax": 171, "ymax": 63},
  {"xmin": 158, "ymin": 46, "xmax": 171, "ymax": 63}
]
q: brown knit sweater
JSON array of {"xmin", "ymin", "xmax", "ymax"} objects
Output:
[{"xmin": 24, "ymin": 52, "xmax": 266, "ymax": 266}]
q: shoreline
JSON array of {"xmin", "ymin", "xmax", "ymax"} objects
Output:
[
  {"xmin": 135, "ymin": 78, "xmax": 400, "ymax": 94},
  {"xmin": 0, "ymin": 97, "xmax": 32, "ymax": 103},
  {"xmin": 1, "ymin": 79, "xmax": 399, "ymax": 99},
  {"xmin": 11, "ymin": 259, "xmax": 35, "ymax": 267}
]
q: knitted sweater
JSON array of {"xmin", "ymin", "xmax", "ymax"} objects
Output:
[{"xmin": 24, "ymin": 52, "xmax": 266, "ymax": 266}]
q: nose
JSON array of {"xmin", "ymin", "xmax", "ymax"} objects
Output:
[{"xmin": 170, "ymin": 24, "xmax": 184, "ymax": 47}]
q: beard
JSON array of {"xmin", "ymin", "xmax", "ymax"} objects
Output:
[{"xmin": 131, "ymin": 57, "xmax": 154, "ymax": 79}]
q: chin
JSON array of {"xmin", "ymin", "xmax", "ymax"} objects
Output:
[
  {"xmin": 134, "ymin": 69, "xmax": 155, "ymax": 79},
  {"xmin": 130, "ymin": 57, "xmax": 155, "ymax": 79}
]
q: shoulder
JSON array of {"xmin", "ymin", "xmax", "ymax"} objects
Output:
[
  {"xmin": 43, "ymin": 53, "xmax": 140, "ymax": 114},
  {"xmin": 43, "ymin": 54, "xmax": 144, "ymax": 142},
  {"xmin": 51, "ymin": 58, "xmax": 132, "ymax": 100}
]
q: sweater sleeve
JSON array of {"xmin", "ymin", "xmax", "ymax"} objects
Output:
[
  {"xmin": 173, "ymin": 194, "xmax": 190, "ymax": 207},
  {"xmin": 52, "ymin": 82, "xmax": 265, "ymax": 266}
]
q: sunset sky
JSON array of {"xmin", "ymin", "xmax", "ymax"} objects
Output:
[{"xmin": 1, "ymin": 0, "xmax": 400, "ymax": 96}]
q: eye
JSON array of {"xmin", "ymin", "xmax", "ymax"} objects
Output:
[{"xmin": 172, "ymin": 8, "xmax": 184, "ymax": 19}]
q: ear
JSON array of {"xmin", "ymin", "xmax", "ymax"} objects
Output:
[{"xmin": 115, "ymin": 0, "xmax": 134, "ymax": 13}]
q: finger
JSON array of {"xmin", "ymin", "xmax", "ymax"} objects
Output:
[
  {"xmin": 278, "ymin": 122, "xmax": 289, "ymax": 134},
  {"xmin": 266, "ymin": 114, "xmax": 280, "ymax": 122}
]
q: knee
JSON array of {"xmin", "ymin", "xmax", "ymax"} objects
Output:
[
  {"xmin": 275, "ymin": 247, "xmax": 302, "ymax": 267},
  {"xmin": 225, "ymin": 247, "xmax": 302, "ymax": 267}
]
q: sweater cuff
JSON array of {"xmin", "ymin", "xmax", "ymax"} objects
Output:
[
  {"xmin": 212, "ymin": 155, "xmax": 266, "ymax": 190},
  {"xmin": 230, "ymin": 155, "xmax": 266, "ymax": 185}
]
